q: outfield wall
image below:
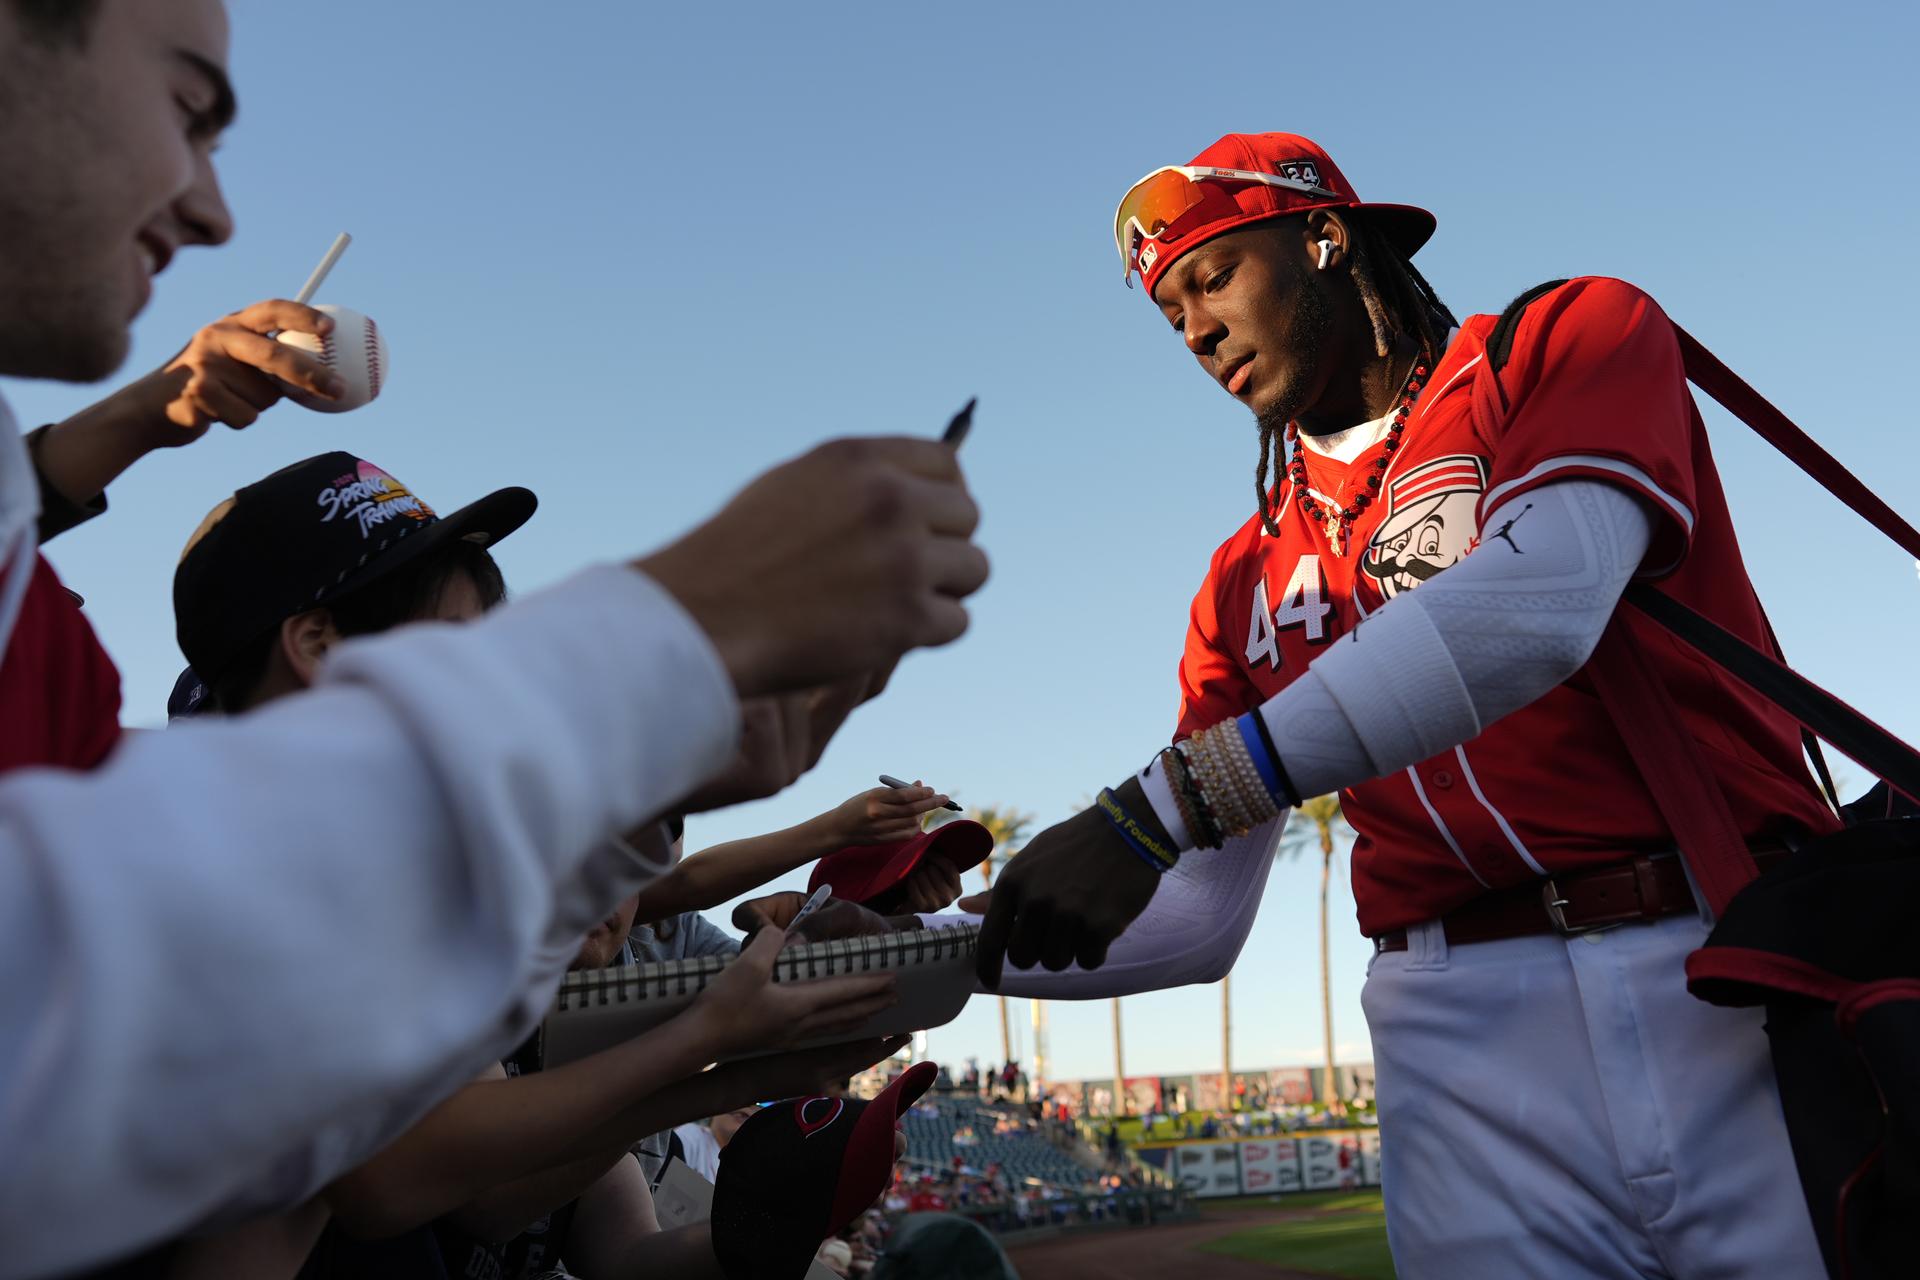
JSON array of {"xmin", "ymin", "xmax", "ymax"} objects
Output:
[{"xmin": 1131, "ymin": 1131, "xmax": 1381, "ymax": 1197}]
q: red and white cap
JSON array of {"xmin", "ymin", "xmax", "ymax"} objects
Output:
[
  {"xmin": 808, "ymin": 820, "xmax": 994, "ymax": 908},
  {"xmin": 1132, "ymin": 132, "xmax": 1435, "ymax": 297}
]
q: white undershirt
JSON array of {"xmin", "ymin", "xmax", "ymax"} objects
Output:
[
  {"xmin": 1295, "ymin": 331, "xmax": 1458, "ymax": 466},
  {"xmin": 1295, "ymin": 410, "xmax": 1394, "ymax": 465}
]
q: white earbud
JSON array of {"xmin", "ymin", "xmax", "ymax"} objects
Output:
[{"xmin": 1316, "ymin": 239, "xmax": 1335, "ymax": 270}]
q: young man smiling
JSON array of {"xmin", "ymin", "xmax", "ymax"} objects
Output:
[{"xmin": 976, "ymin": 133, "xmax": 1835, "ymax": 1277}]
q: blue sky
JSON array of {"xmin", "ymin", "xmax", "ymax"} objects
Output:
[{"xmin": 9, "ymin": 0, "xmax": 1919, "ymax": 1085}]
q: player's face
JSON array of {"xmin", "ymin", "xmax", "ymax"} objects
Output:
[
  {"xmin": 0, "ymin": 0, "xmax": 235, "ymax": 381},
  {"xmin": 1151, "ymin": 223, "xmax": 1338, "ymax": 430}
]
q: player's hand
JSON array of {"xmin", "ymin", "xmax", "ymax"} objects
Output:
[
  {"xmin": 827, "ymin": 780, "xmax": 951, "ymax": 846},
  {"xmin": 637, "ymin": 437, "xmax": 988, "ymax": 699},
  {"xmin": 687, "ymin": 927, "xmax": 897, "ymax": 1059},
  {"xmin": 975, "ymin": 795, "xmax": 1163, "ymax": 989},
  {"xmin": 732, "ymin": 893, "xmax": 908, "ymax": 944},
  {"xmin": 898, "ymin": 855, "xmax": 965, "ymax": 912},
  {"xmin": 126, "ymin": 299, "xmax": 346, "ymax": 441},
  {"xmin": 955, "ymin": 889, "xmax": 993, "ymax": 914}
]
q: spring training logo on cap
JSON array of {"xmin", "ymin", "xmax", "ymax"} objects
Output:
[{"xmin": 314, "ymin": 460, "xmax": 437, "ymax": 540}]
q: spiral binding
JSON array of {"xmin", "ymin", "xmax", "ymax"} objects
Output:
[{"xmin": 554, "ymin": 923, "xmax": 981, "ymax": 1011}]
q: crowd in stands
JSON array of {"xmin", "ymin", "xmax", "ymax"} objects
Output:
[{"xmin": 1126, "ymin": 1100, "xmax": 1381, "ymax": 1143}]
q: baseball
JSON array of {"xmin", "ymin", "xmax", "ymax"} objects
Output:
[{"xmin": 276, "ymin": 304, "xmax": 388, "ymax": 413}]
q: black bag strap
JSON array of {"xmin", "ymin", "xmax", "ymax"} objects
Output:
[
  {"xmin": 1619, "ymin": 582, "xmax": 1920, "ymax": 807},
  {"xmin": 1484, "ymin": 281, "xmax": 1916, "ymax": 808}
]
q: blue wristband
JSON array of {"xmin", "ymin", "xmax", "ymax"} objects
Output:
[{"xmin": 1236, "ymin": 712, "xmax": 1282, "ymax": 798}]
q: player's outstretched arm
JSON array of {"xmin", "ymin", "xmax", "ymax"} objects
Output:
[
  {"xmin": 28, "ymin": 300, "xmax": 342, "ymax": 540},
  {"xmin": 977, "ymin": 479, "xmax": 1653, "ymax": 988}
]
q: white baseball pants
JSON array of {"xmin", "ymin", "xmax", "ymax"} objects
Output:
[{"xmin": 1362, "ymin": 913, "xmax": 1825, "ymax": 1279}]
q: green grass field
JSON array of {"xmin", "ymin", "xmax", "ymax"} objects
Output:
[{"xmin": 1198, "ymin": 1190, "xmax": 1396, "ymax": 1280}]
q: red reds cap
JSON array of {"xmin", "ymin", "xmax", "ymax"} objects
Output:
[
  {"xmin": 1123, "ymin": 132, "xmax": 1436, "ymax": 297},
  {"xmin": 710, "ymin": 1061, "xmax": 938, "ymax": 1279},
  {"xmin": 807, "ymin": 820, "xmax": 994, "ymax": 909}
]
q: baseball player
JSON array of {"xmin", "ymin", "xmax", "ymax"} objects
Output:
[{"xmin": 976, "ymin": 133, "xmax": 1836, "ymax": 1277}]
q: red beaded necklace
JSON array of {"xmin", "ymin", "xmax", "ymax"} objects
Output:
[{"xmin": 1285, "ymin": 358, "xmax": 1429, "ymax": 556}]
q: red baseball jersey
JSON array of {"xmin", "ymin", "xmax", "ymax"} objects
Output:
[
  {"xmin": 0, "ymin": 553, "xmax": 122, "ymax": 774},
  {"xmin": 1175, "ymin": 277, "xmax": 1838, "ymax": 936}
]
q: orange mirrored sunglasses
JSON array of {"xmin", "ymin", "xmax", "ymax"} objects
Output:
[{"xmin": 1113, "ymin": 165, "xmax": 1338, "ymax": 286}]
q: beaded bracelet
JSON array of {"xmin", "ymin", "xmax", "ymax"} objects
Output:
[
  {"xmin": 1164, "ymin": 745, "xmax": 1223, "ymax": 849},
  {"xmin": 1187, "ymin": 728, "xmax": 1254, "ymax": 834},
  {"xmin": 1245, "ymin": 709, "xmax": 1304, "ymax": 810},
  {"xmin": 1154, "ymin": 747, "xmax": 1201, "ymax": 847},
  {"xmin": 1198, "ymin": 721, "xmax": 1259, "ymax": 832},
  {"xmin": 1236, "ymin": 713, "xmax": 1283, "ymax": 801},
  {"xmin": 1184, "ymin": 719, "xmax": 1282, "ymax": 838},
  {"xmin": 1179, "ymin": 740, "xmax": 1235, "ymax": 846},
  {"xmin": 1094, "ymin": 788, "xmax": 1180, "ymax": 873},
  {"xmin": 1212, "ymin": 719, "xmax": 1280, "ymax": 827}
]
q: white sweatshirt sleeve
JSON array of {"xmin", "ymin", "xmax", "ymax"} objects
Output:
[
  {"xmin": 1260, "ymin": 479, "xmax": 1654, "ymax": 800},
  {"xmin": 0, "ymin": 562, "xmax": 738, "ymax": 1278}
]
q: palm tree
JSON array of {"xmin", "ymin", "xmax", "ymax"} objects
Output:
[
  {"xmin": 952, "ymin": 804, "xmax": 1035, "ymax": 1067},
  {"xmin": 1221, "ymin": 974, "xmax": 1234, "ymax": 1113},
  {"xmin": 1282, "ymin": 794, "xmax": 1353, "ymax": 1113}
]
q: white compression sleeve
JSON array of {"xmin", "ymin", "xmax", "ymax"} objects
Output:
[
  {"xmin": 920, "ymin": 815, "xmax": 1285, "ymax": 997},
  {"xmin": 1262, "ymin": 478, "xmax": 1655, "ymax": 799}
]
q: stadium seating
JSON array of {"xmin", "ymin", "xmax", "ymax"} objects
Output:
[{"xmin": 903, "ymin": 1094, "xmax": 1095, "ymax": 1188}]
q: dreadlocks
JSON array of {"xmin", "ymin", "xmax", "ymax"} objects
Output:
[
  {"xmin": 1347, "ymin": 217, "xmax": 1458, "ymax": 369},
  {"xmin": 1253, "ymin": 215, "xmax": 1459, "ymax": 536}
]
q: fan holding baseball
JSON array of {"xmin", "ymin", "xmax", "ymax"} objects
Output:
[{"xmin": 27, "ymin": 234, "xmax": 391, "ymax": 526}]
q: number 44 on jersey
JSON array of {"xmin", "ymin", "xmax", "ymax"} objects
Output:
[{"xmin": 1246, "ymin": 554, "xmax": 1331, "ymax": 670}]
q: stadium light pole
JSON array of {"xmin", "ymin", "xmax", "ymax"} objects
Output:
[{"xmin": 1111, "ymin": 998, "xmax": 1129, "ymax": 1116}]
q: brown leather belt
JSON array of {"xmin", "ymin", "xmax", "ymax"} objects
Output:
[{"xmin": 1372, "ymin": 845, "xmax": 1788, "ymax": 953}]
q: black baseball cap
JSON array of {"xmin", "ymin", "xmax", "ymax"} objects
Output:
[
  {"xmin": 711, "ymin": 1062, "xmax": 937, "ymax": 1279},
  {"xmin": 173, "ymin": 452, "xmax": 536, "ymax": 679}
]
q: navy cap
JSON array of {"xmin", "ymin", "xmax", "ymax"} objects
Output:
[
  {"xmin": 173, "ymin": 452, "xmax": 534, "ymax": 679},
  {"xmin": 167, "ymin": 667, "xmax": 211, "ymax": 720}
]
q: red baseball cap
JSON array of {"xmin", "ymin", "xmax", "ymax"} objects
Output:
[
  {"xmin": 808, "ymin": 820, "xmax": 994, "ymax": 908},
  {"xmin": 1124, "ymin": 132, "xmax": 1436, "ymax": 298}
]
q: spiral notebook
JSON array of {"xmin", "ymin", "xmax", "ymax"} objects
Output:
[{"xmin": 538, "ymin": 922, "xmax": 980, "ymax": 1069}]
